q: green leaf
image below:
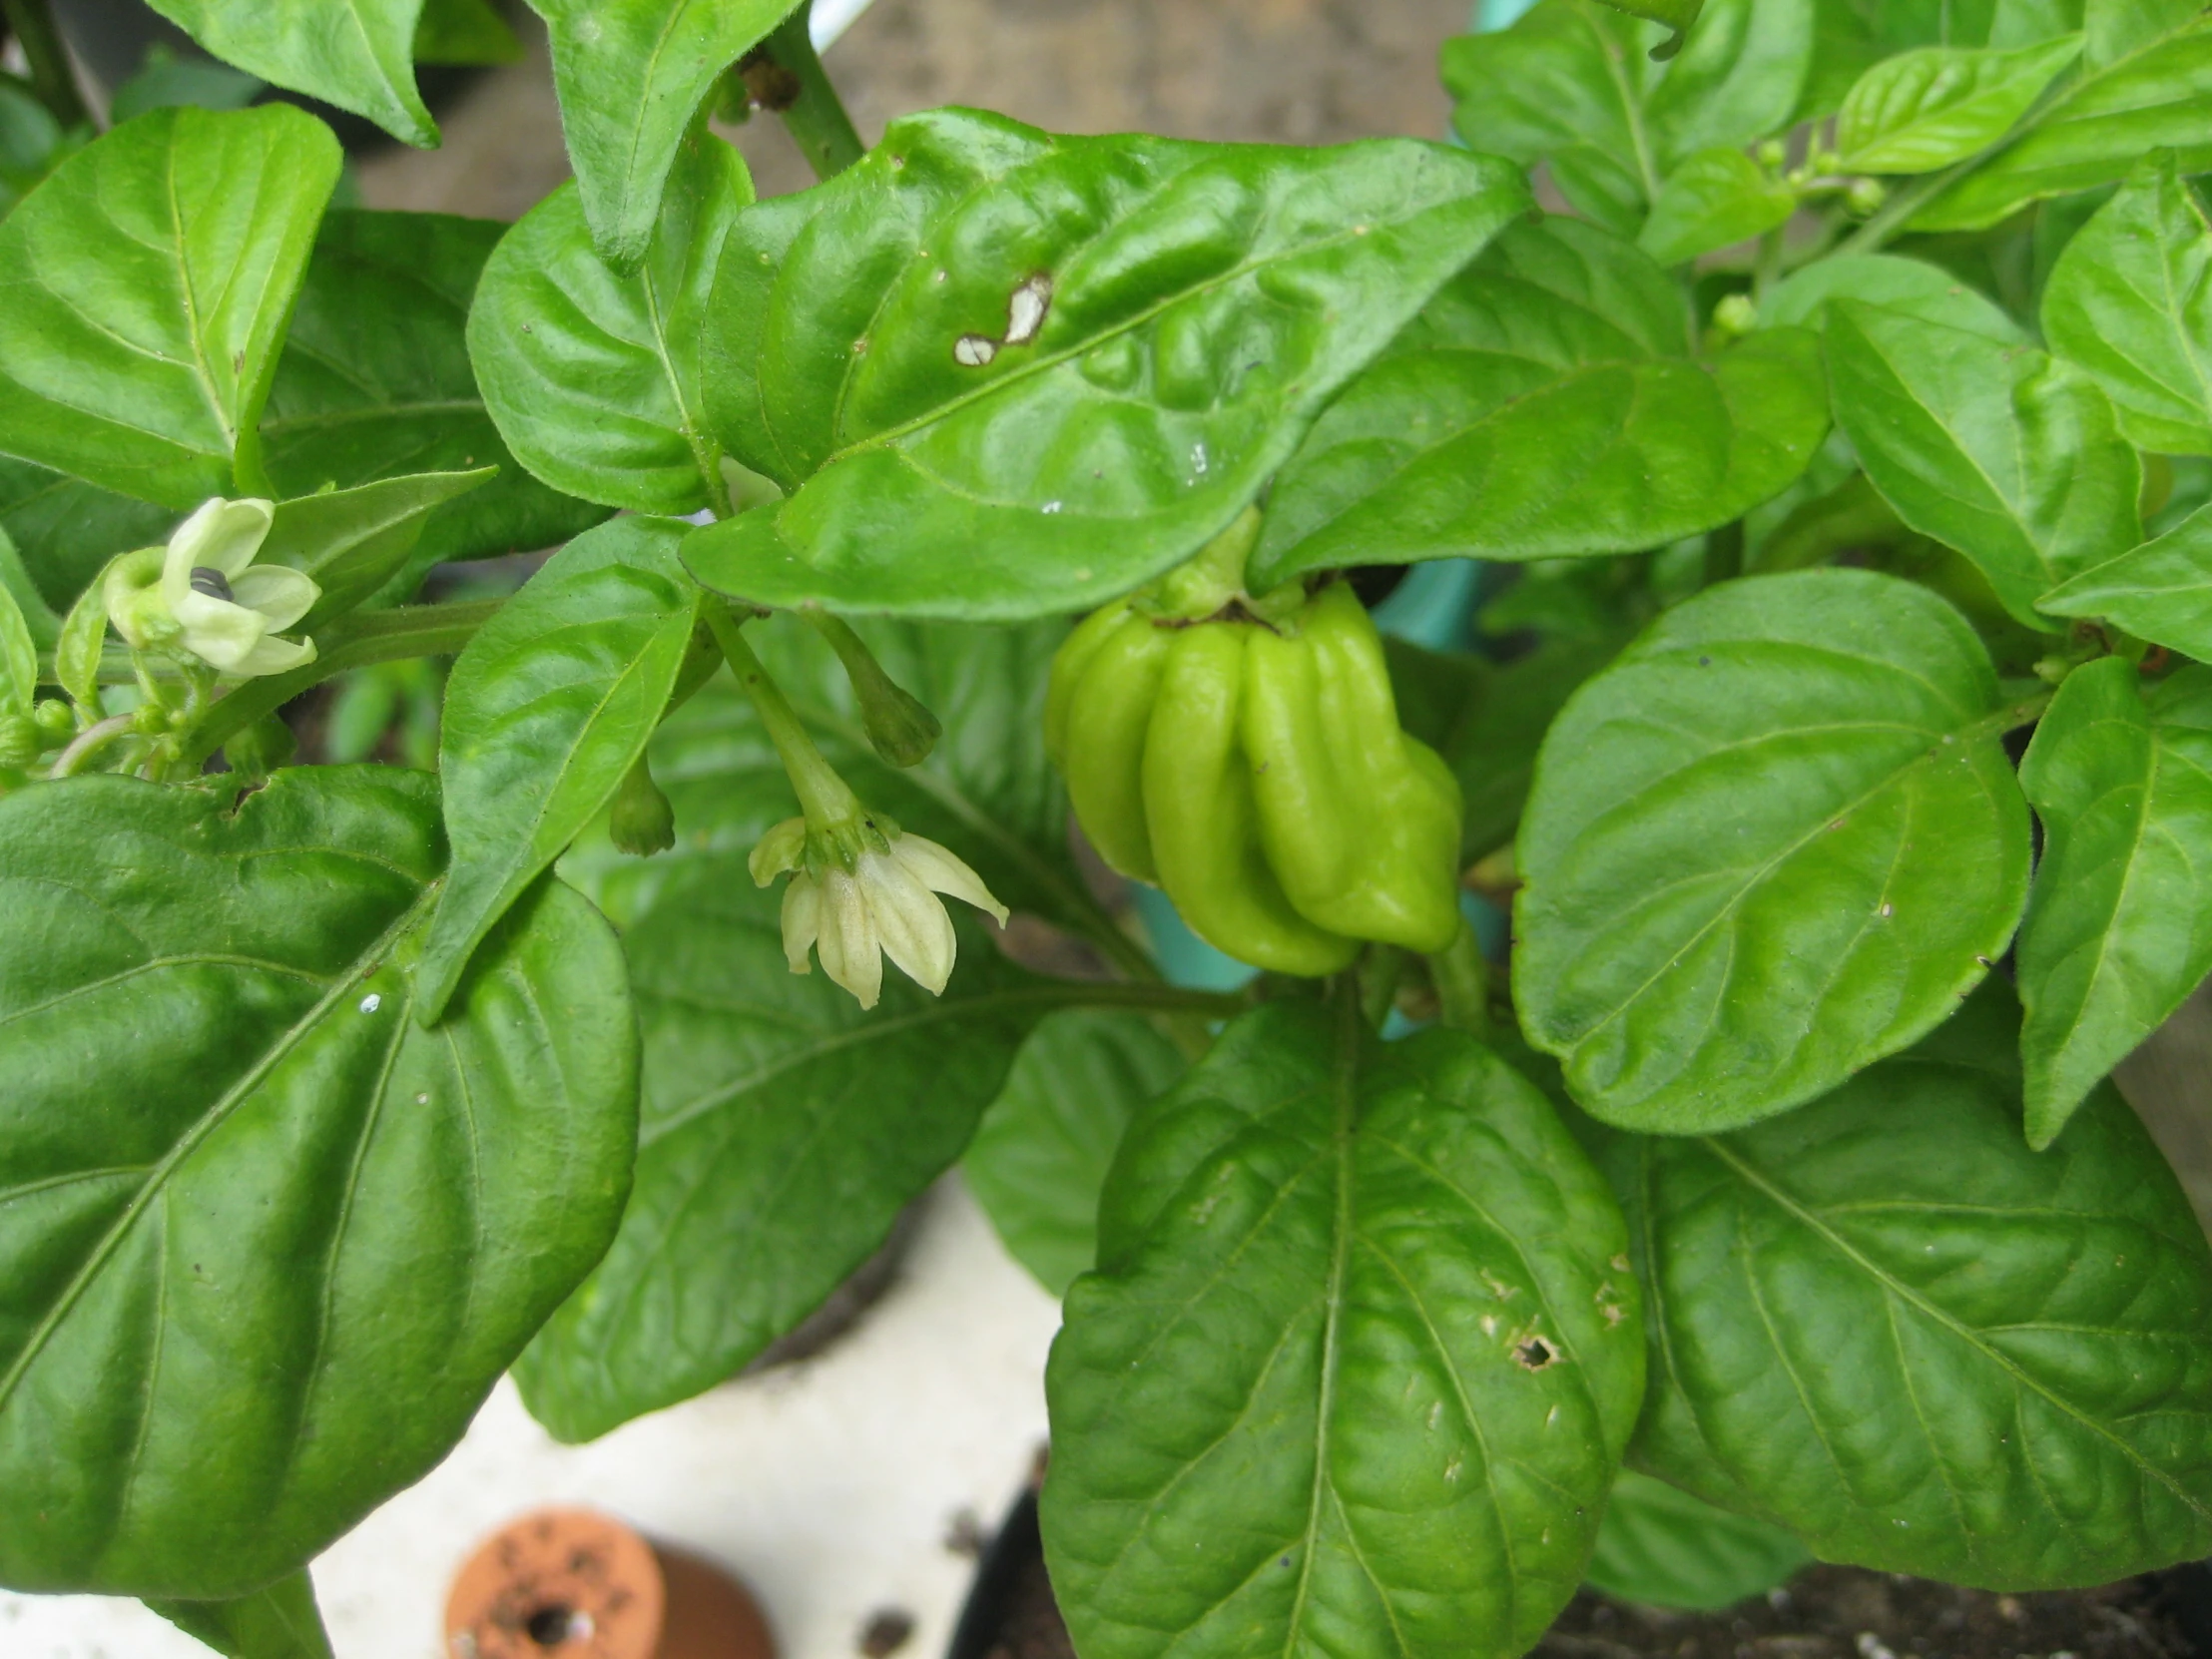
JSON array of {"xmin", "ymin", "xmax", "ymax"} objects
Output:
[
  {"xmin": 1836, "ymin": 36, "xmax": 2083, "ymax": 173},
  {"xmin": 414, "ymin": 0, "xmax": 524, "ymax": 64},
  {"xmin": 1595, "ymin": 0, "xmax": 1704, "ymax": 57},
  {"xmin": 1250, "ymin": 318, "xmax": 1828, "ymax": 588},
  {"xmin": 468, "ymin": 133, "xmax": 752, "ymax": 516},
  {"xmin": 1760, "ymin": 252, "xmax": 2025, "ymax": 339},
  {"xmin": 142, "ymin": 0, "xmax": 436, "ymax": 146},
  {"xmin": 530, "ymin": 0, "xmax": 795, "ymax": 269},
  {"xmin": 0, "ymin": 106, "xmax": 340, "ymax": 509},
  {"xmin": 1637, "ymin": 147, "xmax": 1798, "ymax": 266},
  {"xmin": 1042, "ymin": 1000, "xmax": 1644, "ymax": 1659},
  {"xmin": 0, "ymin": 458, "xmax": 176, "ymax": 615},
  {"xmin": 681, "ymin": 118, "xmax": 1532, "ymax": 621},
  {"xmin": 263, "ymin": 210, "xmax": 613, "ymax": 577},
  {"xmin": 1916, "ymin": 10, "xmax": 2212, "ymax": 231},
  {"xmin": 2041, "ymin": 153, "xmax": 2212, "ymax": 455},
  {"xmin": 261, "ymin": 469, "xmax": 494, "ymax": 624},
  {"xmin": 1615, "ymin": 983, "xmax": 2212, "ymax": 1587},
  {"xmin": 0, "ymin": 79, "xmax": 71, "ymax": 219},
  {"xmin": 0, "ymin": 564, "xmax": 34, "ymax": 719},
  {"xmin": 53, "ymin": 574, "xmax": 109, "ymax": 713},
  {"xmin": 415, "ymin": 517, "xmax": 703, "ymax": 1023},
  {"xmin": 964, "ymin": 1008, "xmax": 1187, "ymax": 1297},
  {"xmin": 1826, "ymin": 299, "xmax": 2140, "ymax": 628},
  {"xmin": 2015, "ymin": 658, "xmax": 2212, "ymax": 1145},
  {"xmin": 1643, "ymin": 0, "xmax": 1818, "ymax": 168},
  {"xmin": 0, "ymin": 526, "xmax": 59, "ymax": 653},
  {"xmin": 1393, "ymin": 215, "xmax": 1693, "ymax": 361},
  {"xmin": 2086, "ymin": 0, "xmax": 2203, "ymax": 67},
  {"xmin": 514, "ymin": 875, "xmax": 1052, "ymax": 1442},
  {"xmin": 2038, "ymin": 499, "xmax": 2212, "ymax": 653},
  {"xmin": 1585, "ymin": 1470, "xmax": 1809, "ymax": 1611},
  {"xmin": 108, "ymin": 47, "xmax": 266, "ymax": 126},
  {"xmin": 148, "ymin": 1570, "xmax": 332, "ymax": 1659},
  {"xmin": 0, "ymin": 767, "xmax": 637, "ymax": 1594},
  {"xmin": 1515, "ymin": 568, "xmax": 2033, "ymax": 1134}
]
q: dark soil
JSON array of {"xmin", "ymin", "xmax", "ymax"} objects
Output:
[{"xmin": 958, "ymin": 1508, "xmax": 2203, "ymax": 1659}]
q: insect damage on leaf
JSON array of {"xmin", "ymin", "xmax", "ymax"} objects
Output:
[{"xmin": 953, "ymin": 272, "xmax": 1055, "ymax": 367}]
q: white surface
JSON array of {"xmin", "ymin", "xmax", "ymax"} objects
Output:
[
  {"xmin": 811, "ymin": 0, "xmax": 879, "ymax": 48},
  {"xmin": 0, "ymin": 1179, "xmax": 1061, "ymax": 1659}
]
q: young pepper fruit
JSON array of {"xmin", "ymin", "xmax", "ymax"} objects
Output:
[{"xmin": 1046, "ymin": 522, "xmax": 1463, "ymax": 974}]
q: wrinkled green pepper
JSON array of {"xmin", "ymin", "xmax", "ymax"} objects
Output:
[{"xmin": 1046, "ymin": 557, "xmax": 1463, "ymax": 974}]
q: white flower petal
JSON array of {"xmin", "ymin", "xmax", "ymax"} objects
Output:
[
  {"xmin": 815, "ymin": 867, "xmax": 881, "ymax": 1010},
  {"xmin": 229, "ymin": 565, "xmax": 320, "ymax": 632},
  {"xmin": 889, "ymin": 833, "xmax": 1009, "ymax": 925},
  {"xmin": 164, "ymin": 499, "xmax": 275, "ymax": 614},
  {"xmin": 781, "ymin": 873, "xmax": 821, "ymax": 974},
  {"xmin": 178, "ymin": 601, "xmax": 272, "ymax": 671},
  {"xmin": 858, "ymin": 848, "xmax": 957, "ymax": 996},
  {"xmin": 229, "ymin": 633, "xmax": 316, "ymax": 678}
]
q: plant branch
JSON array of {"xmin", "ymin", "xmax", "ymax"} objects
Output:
[
  {"xmin": 760, "ymin": 1, "xmax": 865, "ymax": 179},
  {"xmin": 180, "ymin": 598, "xmax": 502, "ymax": 767},
  {"xmin": 1, "ymin": 0, "xmax": 88, "ymax": 128},
  {"xmin": 707, "ymin": 604, "xmax": 866, "ymax": 824}
]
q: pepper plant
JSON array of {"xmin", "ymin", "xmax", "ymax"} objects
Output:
[{"xmin": 2, "ymin": 0, "xmax": 2211, "ymax": 1651}]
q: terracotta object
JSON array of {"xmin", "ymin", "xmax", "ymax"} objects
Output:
[{"xmin": 445, "ymin": 1507, "xmax": 776, "ymax": 1659}]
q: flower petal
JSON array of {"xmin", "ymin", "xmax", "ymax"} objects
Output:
[
  {"xmin": 781, "ymin": 873, "xmax": 821, "ymax": 975},
  {"xmin": 889, "ymin": 833, "xmax": 1009, "ymax": 926},
  {"xmin": 859, "ymin": 848, "xmax": 957, "ymax": 997},
  {"xmin": 165, "ymin": 498, "xmax": 275, "ymax": 602},
  {"xmin": 750, "ymin": 817, "xmax": 810, "ymax": 887},
  {"xmin": 230, "ymin": 565, "xmax": 320, "ymax": 632},
  {"xmin": 229, "ymin": 633, "xmax": 317, "ymax": 678},
  {"xmin": 179, "ymin": 601, "xmax": 272, "ymax": 671},
  {"xmin": 814, "ymin": 867, "xmax": 881, "ymax": 1010}
]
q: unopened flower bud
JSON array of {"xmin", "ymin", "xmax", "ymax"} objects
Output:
[
  {"xmin": 609, "ymin": 754, "xmax": 677, "ymax": 856},
  {"xmin": 1714, "ymin": 293, "xmax": 1759, "ymax": 337},
  {"xmin": 32, "ymin": 700, "xmax": 73, "ymax": 744},
  {"xmin": 1846, "ymin": 178, "xmax": 1888, "ymax": 217},
  {"xmin": 1755, "ymin": 138, "xmax": 1788, "ymax": 169}
]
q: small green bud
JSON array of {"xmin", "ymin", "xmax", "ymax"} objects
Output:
[
  {"xmin": 1714, "ymin": 293, "xmax": 1759, "ymax": 337},
  {"xmin": 1755, "ymin": 138, "xmax": 1788, "ymax": 169},
  {"xmin": 1846, "ymin": 177, "xmax": 1888, "ymax": 216},
  {"xmin": 807, "ymin": 611, "xmax": 943, "ymax": 768},
  {"xmin": 131, "ymin": 700, "xmax": 170, "ymax": 737},
  {"xmin": 610, "ymin": 754, "xmax": 677, "ymax": 857},
  {"xmin": 0, "ymin": 715, "xmax": 40, "ymax": 770},
  {"xmin": 223, "ymin": 714, "xmax": 296, "ymax": 781},
  {"xmin": 32, "ymin": 700, "xmax": 74, "ymax": 744},
  {"xmin": 103, "ymin": 546, "xmax": 175, "ymax": 648}
]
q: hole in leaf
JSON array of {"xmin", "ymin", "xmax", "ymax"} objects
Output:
[{"xmin": 1513, "ymin": 1337, "xmax": 1556, "ymax": 1371}]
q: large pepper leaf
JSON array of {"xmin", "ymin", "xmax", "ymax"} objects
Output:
[
  {"xmin": 148, "ymin": 1571, "xmax": 332, "ymax": 1659},
  {"xmin": 1826, "ymin": 298, "xmax": 2140, "ymax": 629},
  {"xmin": 1641, "ymin": 0, "xmax": 1817, "ymax": 166},
  {"xmin": 2038, "ymin": 498, "xmax": 2212, "ymax": 655},
  {"xmin": 513, "ymin": 874, "xmax": 1062, "ymax": 1443},
  {"xmin": 1515, "ymin": 569, "xmax": 2033, "ymax": 1135},
  {"xmin": 1760, "ymin": 252, "xmax": 2025, "ymax": 340},
  {"xmin": 1250, "ymin": 218, "xmax": 1825, "ymax": 588},
  {"xmin": 469, "ymin": 133, "xmax": 753, "ymax": 517},
  {"xmin": 1042, "ymin": 1001, "xmax": 1643, "ymax": 1659},
  {"xmin": 680, "ymin": 117, "xmax": 1531, "ymax": 621},
  {"xmin": 0, "ymin": 459, "xmax": 175, "ymax": 616},
  {"xmin": 1584, "ymin": 1470, "xmax": 1808, "ymax": 1611},
  {"xmin": 1835, "ymin": 35, "xmax": 2083, "ymax": 174},
  {"xmin": 1915, "ymin": 9, "xmax": 2212, "ymax": 231},
  {"xmin": 2015, "ymin": 658, "xmax": 2212, "ymax": 1147},
  {"xmin": 964, "ymin": 1008, "xmax": 1187, "ymax": 1298},
  {"xmin": 262, "ymin": 469, "xmax": 495, "ymax": 624},
  {"xmin": 1607, "ymin": 984, "xmax": 2212, "ymax": 1588},
  {"xmin": 0, "ymin": 768, "xmax": 637, "ymax": 1596},
  {"xmin": 529, "ymin": 0, "xmax": 797, "ymax": 270},
  {"xmin": 2040, "ymin": 152, "xmax": 2212, "ymax": 456},
  {"xmin": 1636, "ymin": 147, "xmax": 1797, "ymax": 267},
  {"xmin": 263, "ymin": 211, "xmax": 613, "ymax": 577},
  {"xmin": 142, "ymin": 0, "xmax": 437, "ymax": 147},
  {"xmin": 0, "ymin": 106, "xmax": 340, "ymax": 509},
  {"xmin": 416, "ymin": 517, "xmax": 704, "ymax": 1023}
]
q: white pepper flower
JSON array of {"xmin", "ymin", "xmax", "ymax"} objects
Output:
[{"xmin": 134, "ymin": 498, "xmax": 319, "ymax": 677}]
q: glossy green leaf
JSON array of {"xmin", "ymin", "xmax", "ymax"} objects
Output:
[
  {"xmin": 1616, "ymin": 984, "xmax": 2212, "ymax": 1587},
  {"xmin": 148, "ymin": 1571, "xmax": 332, "ymax": 1659},
  {"xmin": 559, "ymin": 611, "xmax": 1094, "ymax": 940},
  {"xmin": 1391, "ymin": 216, "xmax": 1692, "ymax": 362},
  {"xmin": 0, "ymin": 527, "xmax": 59, "ymax": 653},
  {"xmin": 0, "ymin": 767, "xmax": 637, "ymax": 1595},
  {"xmin": 416, "ymin": 517, "xmax": 704, "ymax": 1023},
  {"xmin": 681, "ymin": 117, "xmax": 1531, "ymax": 621},
  {"xmin": 1643, "ymin": 0, "xmax": 1818, "ymax": 167},
  {"xmin": 414, "ymin": 0, "xmax": 524, "ymax": 65},
  {"xmin": 1760, "ymin": 252, "xmax": 2025, "ymax": 339},
  {"xmin": 515, "ymin": 875, "xmax": 1055, "ymax": 1443},
  {"xmin": 1916, "ymin": 10, "xmax": 2212, "ymax": 231},
  {"xmin": 2038, "ymin": 499, "xmax": 2212, "ymax": 654},
  {"xmin": 0, "ymin": 106, "xmax": 340, "ymax": 509},
  {"xmin": 53, "ymin": 576, "xmax": 109, "ymax": 714},
  {"xmin": 262, "ymin": 469, "xmax": 494, "ymax": 624},
  {"xmin": 964, "ymin": 1008, "xmax": 1186, "ymax": 1297},
  {"xmin": 142, "ymin": 0, "xmax": 436, "ymax": 145},
  {"xmin": 0, "ymin": 459, "xmax": 176, "ymax": 616},
  {"xmin": 2015, "ymin": 658, "xmax": 2212, "ymax": 1145},
  {"xmin": 469, "ymin": 133, "xmax": 752, "ymax": 516},
  {"xmin": 1251, "ymin": 324, "xmax": 1827, "ymax": 587},
  {"xmin": 1515, "ymin": 569, "xmax": 2033, "ymax": 1134},
  {"xmin": 1826, "ymin": 299, "xmax": 2140, "ymax": 628},
  {"xmin": 0, "ymin": 568, "xmax": 33, "ymax": 720},
  {"xmin": 2041, "ymin": 153, "xmax": 2212, "ymax": 455},
  {"xmin": 1595, "ymin": 0, "xmax": 1703, "ymax": 56},
  {"xmin": 2086, "ymin": 0, "xmax": 2203, "ymax": 67},
  {"xmin": 1637, "ymin": 147, "xmax": 1797, "ymax": 266},
  {"xmin": 263, "ymin": 211, "xmax": 612, "ymax": 577},
  {"xmin": 0, "ymin": 78, "xmax": 74, "ymax": 219},
  {"xmin": 1042, "ymin": 1001, "xmax": 1644, "ymax": 1659},
  {"xmin": 1584, "ymin": 1470, "xmax": 1809, "ymax": 1611},
  {"xmin": 106, "ymin": 49, "xmax": 265, "ymax": 126},
  {"xmin": 530, "ymin": 0, "xmax": 795, "ymax": 269},
  {"xmin": 1836, "ymin": 36, "xmax": 2082, "ymax": 173}
]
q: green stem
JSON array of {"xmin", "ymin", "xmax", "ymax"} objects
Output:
[
  {"xmin": 47, "ymin": 712, "xmax": 135, "ymax": 778},
  {"xmin": 1702, "ymin": 519, "xmax": 1745, "ymax": 588},
  {"xmin": 761, "ymin": 1, "xmax": 865, "ymax": 180},
  {"xmin": 180, "ymin": 598, "xmax": 501, "ymax": 767},
  {"xmin": 1427, "ymin": 921, "xmax": 1490, "ymax": 1040},
  {"xmin": 706, "ymin": 605, "xmax": 864, "ymax": 824},
  {"xmin": 1, "ymin": 0, "xmax": 88, "ymax": 128}
]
